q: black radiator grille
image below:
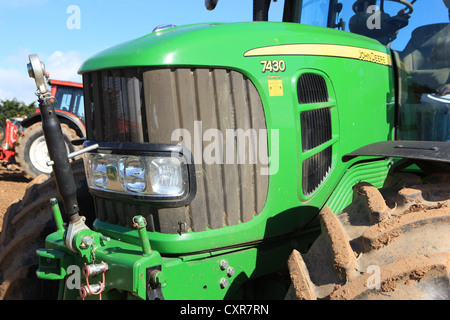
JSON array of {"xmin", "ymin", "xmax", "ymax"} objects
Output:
[
  {"xmin": 83, "ymin": 69, "xmax": 146, "ymax": 143},
  {"xmin": 300, "ymin": 107, "xmax": 332, "ymax": 152},
  {"xmin": 297, "ymin": 73, "xmax": 329, "ymax": 104},
  {"xmin": 83, "ymin": 68, "xmax": 268, "ymax": 234},
  {"xmin": 302, "ymin": 146, "xmax": 332, "ymax": 196}
]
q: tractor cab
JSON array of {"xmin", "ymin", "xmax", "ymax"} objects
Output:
[
  {"xmin": 286, "ymin": 0, "xmax": 450, "ymax": 142},
  {"xmin": 49, "ymin": 79, "xmax": 85, "ymax": 122}
]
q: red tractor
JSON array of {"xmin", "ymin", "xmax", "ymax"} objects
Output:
[
  {"xmin": 0, "ymin": 80, "xmax": 85, "ymax": 179},
  {"xmin": 0, "ymin": 117, "xmax": 23, "ymax": 169}
]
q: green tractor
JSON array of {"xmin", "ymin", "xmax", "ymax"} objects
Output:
[{"xmin": 0, "ymin": 0, "xmax": 449, "ymax": 300}]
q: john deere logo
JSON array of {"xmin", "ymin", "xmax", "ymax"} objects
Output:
[{"xmin": 106, "ymin": 165, "xmax": 118, "ymax": 181}]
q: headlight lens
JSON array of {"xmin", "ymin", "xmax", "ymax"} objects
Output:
[
  {"xmin": 82, "ymin": 141, "xmax": 196, "ymax": 207},
  {"xmin": 91, "ymin": 154, "xmax": 108, "ymax": 188},
  {"xmin": 149, "ymin": 157, "xmax": 184, "ymax": 196},
  {"xmin": 85, "ymin": 153, "xmax": 188, "ymax": 198},
  {"xmin": 120, "ymin": 156, "xmax": 147, "ymax": 193}
]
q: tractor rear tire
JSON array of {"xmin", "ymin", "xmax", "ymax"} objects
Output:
[
  {"xmin": 0, "ymin": 159, "xmax": 94, "ymax": 300},
  {"xmin": 15, "ymin": 122, "xmax": 81, "ymax": 180},
  {"xmin": 286, "ymin": 170, "xmax": 450, "ymax": 300}
]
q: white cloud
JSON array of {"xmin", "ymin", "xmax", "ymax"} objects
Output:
[
  {"xmin": 45, "ymin": 50, "xmax": 84, "ymax": 83},
  {"xmin": 4, "ymin": 48, "xmax": 33, "ymax": 65},
  {"xmin": 0, "ymin": 50, "xmax": 85, "ymax": 105},
  {"xmin": 0, "ymin": 67, "xmax": 37, "ymax": 104}
]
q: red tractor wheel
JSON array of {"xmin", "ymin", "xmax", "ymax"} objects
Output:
[{"xmin": 15, "ymin": 123, "xmax": 81, "ymax": 180}]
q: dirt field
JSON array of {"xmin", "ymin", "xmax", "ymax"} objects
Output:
[{"xmin": 0, "ymin": 167, "xmax": 30, "ymax": 231}]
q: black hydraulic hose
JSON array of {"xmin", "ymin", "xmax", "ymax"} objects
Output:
[
  {"xmin": 253, "ymin": 0, "xmax": 271, "ymax": 21},
  {"xmin": 38, "ymin": 97, "xmax": 80, "ymax": 222}
]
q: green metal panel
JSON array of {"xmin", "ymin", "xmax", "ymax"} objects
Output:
[
  {"xmin": 39, "ymin": 21, "xmax": 397, "ymax": 299},
  {"xmin": 79, "ymin": 22, "xmax": 395, "ymax": 253},
  {"xmin": 78, "ymin": 22, "xmax": 390, "ymax": 73}
]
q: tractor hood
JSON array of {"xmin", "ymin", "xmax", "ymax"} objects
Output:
[{"xmin": 78, "ymin": 21, "xmax": 389, "ymax": 73}]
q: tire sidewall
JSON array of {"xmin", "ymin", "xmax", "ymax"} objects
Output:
[{"xmin": 19, "ymin": 123, "xmax": 76, "ymax": 179}]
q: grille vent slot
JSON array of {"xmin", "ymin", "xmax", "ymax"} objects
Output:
[
  {"xmin": 300, "ymin": 107, "xmax": 332, "ymax": 152},
  {"xmin": 302, "ymin": 146, "xmax": 332, "ymax": 196},
  {"xmin": 83, "ymin": 69, "xmax": 146, "ymax": 143},
  {"xmin": 297, "ymin": 73, "xmax": 329, "ymax": 104}
]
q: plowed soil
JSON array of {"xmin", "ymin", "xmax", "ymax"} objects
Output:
[{"xmin": 0, "ymin": 167, "xmax": 30, "ymax": 232}]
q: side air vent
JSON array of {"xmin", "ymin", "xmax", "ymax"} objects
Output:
[
  {"xmin": 297, "ymin": 73, "xmax": 329, "ymax": 104},
  {"xmin": 300, "ymin": 107, "xmax": 332, "ymax": 152},
  {"xmin": 302, "ymin": 146, "xmax": 332, "ymax": 196}
]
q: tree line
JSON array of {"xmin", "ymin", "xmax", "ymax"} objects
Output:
[{"xmin": 0, "ymin": 99, "xmax": 37, "ymax": 128}]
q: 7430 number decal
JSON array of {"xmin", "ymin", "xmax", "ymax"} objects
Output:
[{"xmin": 261, "ymin": 60, "xmax": 286, "ymax": 73}]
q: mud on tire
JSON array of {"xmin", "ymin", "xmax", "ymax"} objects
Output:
[
  {"xmin": 287, "ymin": 169, "xmax": 450, "ymax": 300},
  {"xmin": 0, "ymin": 160, "xmax": 93, "ymax": 300}
]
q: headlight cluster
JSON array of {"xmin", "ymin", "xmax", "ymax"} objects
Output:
[{"xmin": 83, "ymin": 141, "xmax": 195, "ymax": 206}]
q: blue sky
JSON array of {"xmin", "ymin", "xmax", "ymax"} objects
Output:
[{"xmin": 0, "ymin": 0, "xmax": 447, "ymax": 105}]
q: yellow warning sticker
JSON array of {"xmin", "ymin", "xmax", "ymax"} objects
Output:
[{"xmin": 268, "ymin": 80, "xmax": 283, "ymax": 96}]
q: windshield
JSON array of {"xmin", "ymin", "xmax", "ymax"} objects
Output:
[
  {"xmin": 324, "ymin": 1, "xmax": 448, "ymax": 51},
  {"xmin": 54, "ymin": 86, "xmax": 85, "ymax": 122},
  {"xmin": 300, "ymin": 0, "xmax": 331, "ymax": 27}
]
